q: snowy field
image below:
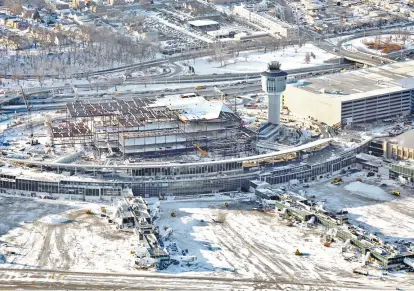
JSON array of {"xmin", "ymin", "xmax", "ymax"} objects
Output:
[
  {"xmin": 0, "ymin": 197, "xmax": 137, "ymax": 272},
  {"xmin": 157, "ymin": 199, "xmax": 361, "ymax": 281},
  {"xmin": 181, "ymin": 44, "xmax": 336, "ymax": 75}
]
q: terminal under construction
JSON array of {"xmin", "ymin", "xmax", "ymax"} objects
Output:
[{"xmin": 51, "ymin": 95, "xmax": 254, "ymax": 158}]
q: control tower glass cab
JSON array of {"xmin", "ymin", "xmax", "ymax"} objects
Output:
[{"xmin": 261, "ymin": 61, "xmax": 288, "ymax": 125}]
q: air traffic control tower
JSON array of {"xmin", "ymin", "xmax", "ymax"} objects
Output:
[{"xmin": 261, "ymin": 61, "xmax": 288, "ymax": 125}]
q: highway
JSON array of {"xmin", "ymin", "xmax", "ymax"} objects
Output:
[
  {"xmin": 0, "ymin": 63, "xmax": 352, "ymax": 111},
  {"xmin": 314, "ymin": 29, "xmax": 414, "ymax": 66},
  {"xmin": 0, "ymin": 63, "xmax": 351, "ymax": 105}
]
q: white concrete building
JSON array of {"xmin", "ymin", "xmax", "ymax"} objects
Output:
[
  {"xmin": 283, "ymin": 61, "xmax": 414, "ymax": 126},
  {"xmin": 233, "ymin": 5, "xmax": 299, "ymax": 39}
]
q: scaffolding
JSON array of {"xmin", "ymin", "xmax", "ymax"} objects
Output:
[{"xmin": 53, "ymin": 98, "xmax": 254, "ymax": 159}]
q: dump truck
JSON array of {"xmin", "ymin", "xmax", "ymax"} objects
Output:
[
  {"xmin": 331, "ymin": 177, "xmax": 342, "ymax": 184},
  {"xmin": 392, "ymin": 190, "xmax": 400, "ymax": 196}
]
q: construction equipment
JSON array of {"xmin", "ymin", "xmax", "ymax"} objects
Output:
[
  {"xmin": 392, "ymin": 190, "xmax": 400, "ymax": 196},
  {"xmin": 214, "ymin": 86, "xmax": 226, "ymax": 102},
  {"xmin": 20, "ymin": 86, "xmax": 39, "ymax": 146},
  {"xmin": 331, "ymin": 177, "xmax": 342, "ymax": 184},
  {"xmin": 356, "ymin": 178, "xmax": 362, "ymax": 182},
  {"xmin": 295, "ymin": 249, "xmax": 303, "ymax": 256},
  {"xmin": 171, "ymin": 211, "xmax": 176, "ymax": 217},
  {"xmin": 194, "ymin": 144, "xmax": 207, "ymax": 157},
  {"xmin": 242, "ymin": 160, "xmax": 258, "ymax": 168},
  {"xmin": 178, "ymin": 116, "xmax": 187, "ymax": 124},
  {"xmin": 85, "ymin": 209, "xmax": 94, "ymax": 215}
]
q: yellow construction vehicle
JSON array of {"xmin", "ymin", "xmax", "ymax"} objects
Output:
[
  {"xmin": 286, "ymin": 153, "xmax": 297, "ymax": 161},
  {"xmin": 295, "ymin": 249, "xmax": 303, "ymax": 256},
  {"xmin": 178, "ymin": 116, "xmax": 187, "ymax": 124},
  {"xmin": 242, "ymin": 160, "xmax": 258, "ymax": 168},
  {"xmin": 392, "ymin": 190, "xmax": 400, "ymax": 196},
  {"xmin": 356, "ymin": 178, "xmax": 362, "ymax": 182},
  {"xmin": 194, "ymin": 144, "xmax": 207, "ymax": 157},
  {"xmin": 331, "ymin": 177, "xmax": 342, "ymax": 184}
]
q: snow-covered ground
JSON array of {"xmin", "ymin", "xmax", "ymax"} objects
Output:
[
  {"xmin": 181, "ymin": 44, "xmax": 336, "ymax": 75},
  {"xmin": 306, "ymin": 172, "xmax": 414, "ymax": 241},
  {"xmin": 0, "ymin": 197, "xmax": 137, "ymax": 272},
  {"xmin": 344, "ymin": 181, "xmax": 390, "ymax": 201},
  {"xmin": 156, "ymin": 198, "xmax": 362, "ymax": 281},
  {"xmin": 0, "ymin": 175, "xmax": 413, "ymax": 287}
]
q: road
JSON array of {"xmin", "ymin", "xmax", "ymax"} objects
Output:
[
  {"xmin": 312, "ymin": 29, "xmax": 414, "ymax": 66},
  {"xmin": 0, "ymin": 64, "xmax": 353, "ymax": 112},
  {"xmin": 0, "ymin": 62, "xmax": 351, "ymax": 107},
  {"xmin": 0, "ymin": 268, "xmax": 408, "ymax": 290}
]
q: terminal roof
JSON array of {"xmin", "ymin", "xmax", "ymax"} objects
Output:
[
  {"xmin": 389, "ymin": 129, "xmax": 414, "ymax": 149},
  {"xmin": 187, "ymin": 19, "xmax": 218, "ymax": 27}
]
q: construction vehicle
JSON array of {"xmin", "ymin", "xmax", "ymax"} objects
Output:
[
  {"xmin": 392, "ymin": 190, "xmax": 400, "ymax": 196},
  {"xmin": 295, "ymin": 249, "xmax": 303, "ymax": 256},
  {"xmin": 214, "ymin": 86, "xmax": 227, "ymax": 102},
  {"xmin": 171, "ymin": 211, "xmax": 177, "ymax": 217},
  {"xmin": 178, "ymin": 116, "xmax": 188, "ymax": 124},
  {"xmin": 331, "ymin": 177, "xmax": 342, "ymax": 184},
  {"xmin": 194, "ymin": 144, "xmax": 207, "ymax": 157},
  {"xmin": 324, "ymin": 241, "xmax": 332, "ymax": 247},
  {"xmin": 356, "ymin": 178, "xmax": 362, "ymax": 182},
  {"xmin": 242, "ymin": 160, "xmax": 258, "ymax": 168},
  {"xmin": 20, "ymin": 86, "xmax": 39, "ymax": 146}
]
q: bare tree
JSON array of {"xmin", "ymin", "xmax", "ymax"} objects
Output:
[{"xmin": 304, "ymin": 52, "xmax": 311, "ymax": 64}]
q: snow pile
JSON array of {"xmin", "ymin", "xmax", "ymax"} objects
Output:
[
  {"xmin": 345, "ymin": 182, "xmax": 390, "ymax": 201},
  {"xmin": 39, "ymin": 214, "xmax": 70, "ymax": 224}
]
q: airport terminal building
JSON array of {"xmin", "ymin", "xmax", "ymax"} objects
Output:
[
  {"xmin": 0, "ymin": 139, "xmax": 369, "ymax": 200},
  {"xmin": 284, "ymin": 61, "xmax": 414, "ymax": 126}
]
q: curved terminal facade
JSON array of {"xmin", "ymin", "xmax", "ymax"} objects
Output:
[{"xmin": 0, "ymin": 138, "xmax": 369, "ymax": 200}]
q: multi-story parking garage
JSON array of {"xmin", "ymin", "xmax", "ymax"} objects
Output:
[
  {"xmin": 0, "ymin": 138, "xmax": 370, "ymax": 200},
  {"xmin": 283, "ymin": 61, "xmax": 414, "ymax": 126}
]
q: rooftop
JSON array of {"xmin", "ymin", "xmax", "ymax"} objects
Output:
[
  {"xmin": 388, "ymin": 129, "xmax": 414, "ymax": 149},
  {"xmin": 290, "ymin": 60, "xmax": 414, "ymax": 101},
  {"xmin": 187, "ymin": 19, "xmax": 218, "ymax": 27}
]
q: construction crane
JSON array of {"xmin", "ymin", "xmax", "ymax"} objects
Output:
[
  {"xmin": 20, "ymin": 85, "xmax": 39, "ymax": 146},
  {"xmin": 194, "ymin": 144, "xmax": 207, "ymax": 157}
]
